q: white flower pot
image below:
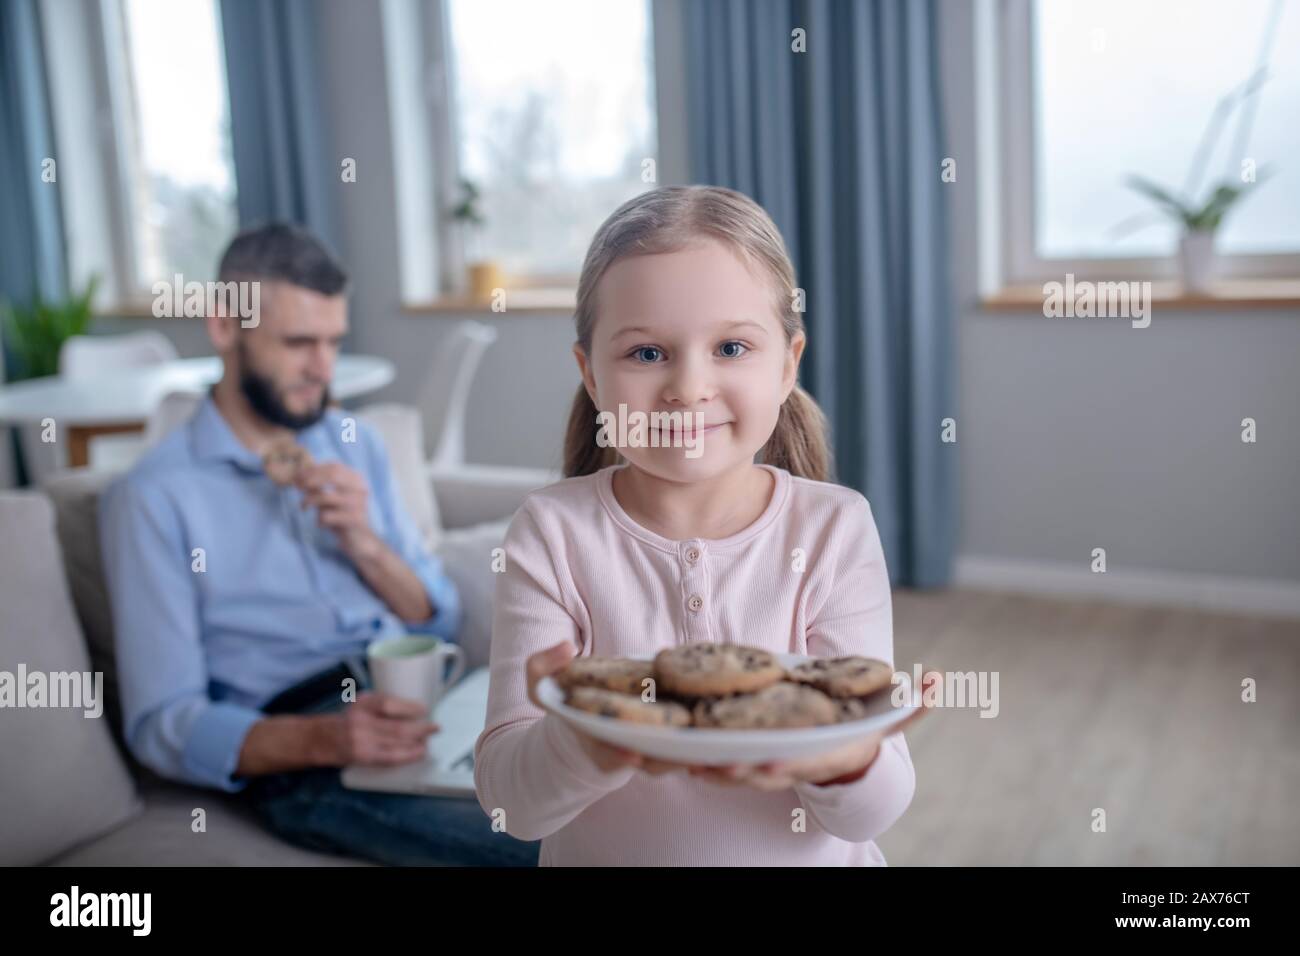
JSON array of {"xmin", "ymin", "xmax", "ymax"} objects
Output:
[{"xmin": 1179, "ymin": 230, "xmax": 1217, "ymax": 294}]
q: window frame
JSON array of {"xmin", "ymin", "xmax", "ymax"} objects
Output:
[
  {"xmin": 987, "ymin": 0, "xmax": 1300, "ymax": 289},
  {"xmin": 40, "ymin": 0, "xmax": 136, "ymax": 308},
  {"xmin": 389, "ymin": 0, "xmax": 667, "ymax": 306},
  {"xmin": 41, "ymin": 0, "xmax": 240, "ymax": 310}
]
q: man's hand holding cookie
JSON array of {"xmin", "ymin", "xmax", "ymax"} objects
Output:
[
  {"xmin": 260, "ymin": 439, "xmax": 434, "ymax": 624},
  {"xmin": 263, "ymin": 437, "xmax": 314, "ymax": 487},
  {"xmin": 261, "ymin": 439, "xmax": 377, "ymax": 557},
  {"xmin": 297, "ymin": 460, "xmax": 380, "ymax": 560}
]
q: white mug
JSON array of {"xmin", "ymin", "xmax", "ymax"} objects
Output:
[{"xmin": 366, "ymin": 636, "xmax": 466, "ymax": 713}]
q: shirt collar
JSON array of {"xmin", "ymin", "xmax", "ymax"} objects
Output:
[
  {"xmin": 190, "ymin": 394, "xmax": 263, "ymax": 471},
  {"xmin": 190, "ymin": 392, "xmax": 339, "ymax": 473}
]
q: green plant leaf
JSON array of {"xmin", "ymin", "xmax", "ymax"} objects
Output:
[
  {"xmin": 1, "ymin": 275, "xmax": 100, "ymax": 380},
  {"xmin": 449, "ymin": 177, "xmax": 486, "ymax": 226},
  {"xmin": 1185, "ymin": 170, "xmax": 1273, "ymax": 231},
  {"xmin": 1125, "ymin": 175, "xmax": 1193, "ymax": 224}
]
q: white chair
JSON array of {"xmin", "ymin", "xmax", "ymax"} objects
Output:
[
  {"xmin": 66, "ymin": 390, "xmax": 201, "ymax": 475},
  {"xmin": 46, "ymin": 332, "xmax": 181, "ymax": 476},
  {"xmin": 417, "ymin": 320, "xmax": 499, "ymax": 469},
  {"xmin": 410, "ymin": 320, "xmax": 562, "ymax": 523},
  {"xmin": 355, "ymin": 402, "xmax": 443, "ymax": 550},
  {"xmin": 143, "ymin": 391, "xmax": 202, "ymax": 445},
  {"xmin": 18, "ymin": 333, "xmax": 181, "ymax": 483},
  {"xmin": 58, "ymin": 331, "xmax": 177, "ymax": 378}
]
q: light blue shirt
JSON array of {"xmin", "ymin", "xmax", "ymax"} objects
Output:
[{"xmin": 99, "ymin": 395, "xmax": 462, "ymax": 793}]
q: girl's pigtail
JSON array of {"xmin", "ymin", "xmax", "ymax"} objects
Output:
[
  {"xmin": 563, "ymin": 385, "xmax": 620, "ymax": 478},
  {"xmin": 758, "ymin": 384, "xmax": 833, "ymax": 482}
]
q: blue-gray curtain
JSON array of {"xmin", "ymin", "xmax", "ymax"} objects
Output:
[
  {"xmin": 684, "ymin": 0, "xmax": 956, "ymax": 588},
  {"xmin": 220, "ymin": 0, "xmax": 340, "ymax": 249},
  {"xmin": 0, "ymin": 0, "xmax": 66, "ymax": 486},
  {"xmin": 0, "ymin": 0, "xmax": 67, "ymax": 359}
]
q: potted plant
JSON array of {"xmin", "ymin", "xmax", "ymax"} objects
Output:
[
  {"xmin": 1, "ymin": 276, "xmax": 100, "ymax": 380},
  {"xmin": 1120, "ymin": 68, "xmax": 1273, "ymax": 294},
  {"xmin": 1126, "ymin": 177, "xmax": 1268, "ymax": 294},
  {"xmin": 449, "ymin": 178, "xmax": 503, "ymax": 304}
]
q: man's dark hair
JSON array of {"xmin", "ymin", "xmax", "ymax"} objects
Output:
[{"xmin": 217, "ymin": 222, "xmax": 349, "ymax": 296}]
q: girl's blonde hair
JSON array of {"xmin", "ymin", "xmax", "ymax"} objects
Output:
[{"xmin": 563, "ymin": 185, "xmax": 832, "ymax": 481}]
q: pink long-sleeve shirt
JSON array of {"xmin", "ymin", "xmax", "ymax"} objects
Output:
[{"xmin": 474, "ymin": 463, "xmax": 916, "ymax": 866}]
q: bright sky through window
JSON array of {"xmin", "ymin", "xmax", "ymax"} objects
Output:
[
  {"xmin": 122, "ymin": 0, "xmax": 238, "ymax": 284},
  {"xmin": 447, "ymin": 0, "xmax": 656, "ymax": 277},
  {"xmin": 1033, "ymin": 0, "xmax": 1300, "ymax": 259}
]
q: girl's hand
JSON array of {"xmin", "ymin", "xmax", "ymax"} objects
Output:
[
  {"xmin": 687, "ymin": 669, "xmax": 941, "ymax": 791},
  {"xmin": 526, "ymin": 642, "xmax": 696, "ymax": 776}
]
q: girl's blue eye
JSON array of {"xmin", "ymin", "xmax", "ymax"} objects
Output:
[
  {"xmin": 719, "ymin": 340, "xmax": 748, "ymax": 358},
  {"xmin": 632, "ymin": 346, "xmax": 663, "ymax": 363}
]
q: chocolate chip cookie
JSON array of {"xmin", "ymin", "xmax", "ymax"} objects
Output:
[
  {"xmin": 832, "ymin": 697, "xmax": 871, "ymax": 723},
  {"xmin": 788, "ymin": 656, "xmax": 893, "ymax": 699},
  {"xmin": 691, "ymin": 682, "xmax": 838, "ymax": 729},
  {"xmin": 566, "ymin": 687, "xmax": 692, "ymax": 727},
  {"xmin": 654, "ymin": 643, "xmax": 785, "ymax": 698},
  {"xmin": 263, "ymin": 438, "xmax": 313, "ymax": 487},
  {"xmin": 556, "ymin": 657, "xmax": 657, "ymax": 696}
]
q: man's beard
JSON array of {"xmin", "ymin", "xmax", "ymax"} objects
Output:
[{"xmin": 237, "ymin": 342, "xmax": 330, "ymax": 431}]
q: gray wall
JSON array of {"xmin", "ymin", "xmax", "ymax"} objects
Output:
[{"xmin": 939, "ymin": 0, "xmax": 1300, "ymax": 582}]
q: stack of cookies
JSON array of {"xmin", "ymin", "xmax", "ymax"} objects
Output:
[{"xmin": 557, "ymin": 644, "xmax": 894, "ymax": 729}]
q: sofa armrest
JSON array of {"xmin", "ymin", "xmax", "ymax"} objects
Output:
[{"xmin": 428, "ymin": 464, "xmax": 559, "ymax": 530}]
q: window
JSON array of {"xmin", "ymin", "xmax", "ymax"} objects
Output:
[
  {"xmin": 41, "ymin": 0, "xmax": 239, "ymax": 307},
  {"xmin": 392, "ymin": 0, "xmax": 657, "ymax": 303},
  {"xmin": 116, "ymin": 0, "xmax": 239, "ymax": 289},
  {"xmin": 445, "ymin": 0, "xmax": 656, "ymax": 283},
  {"xmin": 987, "ymin": 0, "xmax": 1300, "ymax": 285}
]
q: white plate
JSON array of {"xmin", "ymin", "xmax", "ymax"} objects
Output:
[{"xmin": 536, "ymin": 653, "xmax": 917, "ymax": 765}]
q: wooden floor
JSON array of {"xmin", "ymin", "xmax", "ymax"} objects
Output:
[{"xmin": 876, "ymin": 589, "xmax": 1300, "ymax": 866}]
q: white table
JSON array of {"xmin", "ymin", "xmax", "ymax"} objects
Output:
[{"xmin": 0, "ymin": 355, "xmax": 395, "ymax": 467}]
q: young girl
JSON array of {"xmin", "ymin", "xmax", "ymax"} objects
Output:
[{"xmin": 473, "ymin": 185, "xmax": 933, "ymax": 866}]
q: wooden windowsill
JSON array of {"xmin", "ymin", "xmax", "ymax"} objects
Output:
[
  {"xmin": 981, "ymin": 278, "xmax": 1300, "ymax": 311},
  {"xmin": 94, "ymin": 299, "xmax": 169, "ymax": 320}
]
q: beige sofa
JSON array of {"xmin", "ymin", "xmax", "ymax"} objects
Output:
[{"xmin": 0, "ymin": 416, "xmax": 554, "ymax": 866}]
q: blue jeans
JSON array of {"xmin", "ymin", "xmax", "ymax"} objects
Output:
[
  {"xmin": 243, "ymin": 767, "xmax": 539, "ymax": 867},
  {"xmin": 241, "ymin": 660, "xmax": 540, "ymax": 867}
]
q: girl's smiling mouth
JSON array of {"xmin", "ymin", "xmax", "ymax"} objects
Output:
[{"xmin": 652, "ymin": 421, "xmax": 730, "ymax": 439}]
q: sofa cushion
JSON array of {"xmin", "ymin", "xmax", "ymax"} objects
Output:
[
  {"xmin": 0, "ymin": 491, "xmax": 142, "ymax": 865},
  {"xmin": 46, "ymin": 778, "xmax": 374, "ymax": 866},
  {"xmin": 434, "ymin": 518, "xmax": 512, "ymax": 670},
  {"xmin": 356, "ymin": 403, "xmax": 443, "ymax": 550},
  {"xmin": 41, "ymin": 468, "xmax": 124, "ymax": 746}
]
